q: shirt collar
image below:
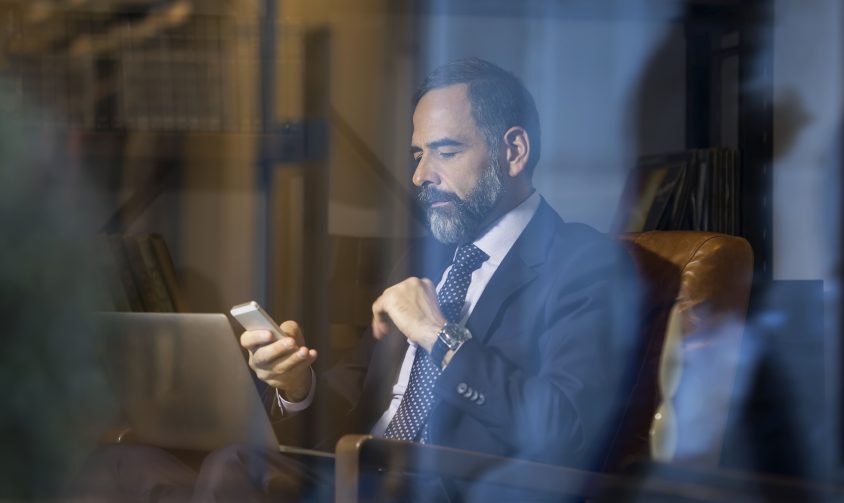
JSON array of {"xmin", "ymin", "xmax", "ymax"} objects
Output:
[{"xmin": 471, "ymin": 191, "xmax": 541, "ymax": 267}]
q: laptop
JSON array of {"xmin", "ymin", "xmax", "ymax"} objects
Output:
[{"xmin": 96, "ymin": 312, "xmax": 325, "ymax": 455}]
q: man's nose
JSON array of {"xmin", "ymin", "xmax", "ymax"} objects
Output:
[{"xmin": 412, "ymin": 156, "xmax": 439, "ymax": 187}]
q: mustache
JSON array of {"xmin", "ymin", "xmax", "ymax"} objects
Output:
[{"xmin": 417, "ymin": 186, "xmax": 463, "ymax": 206}]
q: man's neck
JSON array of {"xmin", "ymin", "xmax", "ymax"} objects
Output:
[{"xmin": 470, "ymin": 186, "xmax": 535, "ymax": 243}]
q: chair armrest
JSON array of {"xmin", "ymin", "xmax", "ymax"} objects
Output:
[
  {"xmin": 335, "ymin": 435, "xmax": 373, "ymax": 503},
  {"xmin": 334, "ymin": 435, "xmax": 751, "ymax": 503}
]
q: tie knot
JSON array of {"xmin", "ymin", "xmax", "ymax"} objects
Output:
[{"xmin": 454, "ymin": 244, "xmax": 488, "ymax": 272}]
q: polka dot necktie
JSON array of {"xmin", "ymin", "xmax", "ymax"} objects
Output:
[{"xmin": 383, "ymin": 243, "xmax": 489, "ymax": 443}]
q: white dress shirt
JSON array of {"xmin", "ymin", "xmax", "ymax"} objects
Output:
[{"xmin": 369, "ymin": 192, "xmax": 541, "ymax": 436}]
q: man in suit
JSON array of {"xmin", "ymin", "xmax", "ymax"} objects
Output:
[
  {"xmin": 72, "ymin": 57, "xmax": 639, "ymax": 503},
  {"xmin": 195, "ymin": 57, "xmax": 640, "ymax": 501}
]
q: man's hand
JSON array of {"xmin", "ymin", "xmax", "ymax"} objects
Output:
[
  {"xmin": 240, "ymin": 320, "xmax": 317, "ymax": 402},
  {"xmin": 371, "ymin": 277, "xmax": 445, "ymax": 352}
]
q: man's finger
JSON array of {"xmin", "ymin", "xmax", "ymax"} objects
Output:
[
  {"xmin": 262, "ymin": 351, "xmax": 317, "ymax": 389},
  {"xmin": 241, "ymin": 330, "xmax": 275, "ymax": 351},
  {"xmin": 251, "ymin": 337, "xmax": 299, "ymax": 367},
  {"xmin": 371, "ymin": 295, "xmax": 391, "ymax": 339},
  {"xmin": 259, "ymin": 347, "xmax": 318, "ymax": 376},
  {"xmin": 421, "ymin": 277, "xmax": 436, "ymax": 295},
  {"xmin": 372, "ymin": 313, "xmax": 391, "ymax": 340},
  {"xmin": 279, "ymin": 320, "xmax": 305, "ymax": 345}
]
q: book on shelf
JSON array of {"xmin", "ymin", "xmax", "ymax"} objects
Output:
[
  {"xmin": 614, "ymin": 148, "xmax": 741, "ymax": 236},
  {"xmin": 94, "ymin": 235, "xmax": 131, "ymax": 311},
  {"xmin": 149, "ymin": 233, "xmax": 189, "ymax": 313},
  {"xmin": 105, "ymin": 234, "xmax": 145, "ymax": 311},
  {"xmin": 98, "ymin": 233, "xmax": 186, "ymax": 313}
]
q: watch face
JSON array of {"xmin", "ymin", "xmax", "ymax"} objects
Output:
[{"xmin": 441, "ymin": 323, "xmax": 470, "ymax": 349}]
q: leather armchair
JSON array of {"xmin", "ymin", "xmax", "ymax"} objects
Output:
[
  {"xmin": 335, "ymin": 231, "xmax": 755, "ymax": 502},
  {"xmin": 613, "ymin": 231, "xmax": 754, "ymax": 467}
]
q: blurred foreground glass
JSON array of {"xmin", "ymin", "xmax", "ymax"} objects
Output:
[{"xmin": 0, "ymin": 91, "xmax": 117, "ymax": 498}]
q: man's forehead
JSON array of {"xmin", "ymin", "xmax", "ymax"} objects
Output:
[
  {"xmin": 416, "ymin": 83, "xmax": 471, "ymax": 109},
  {"xmin": 412, "ymin": 83, "xmax": 476, "ymax": 144}
]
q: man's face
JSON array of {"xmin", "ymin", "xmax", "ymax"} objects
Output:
[{"xmin": 411, "ymin": 84, "xmax": 503, "ymax": 244}]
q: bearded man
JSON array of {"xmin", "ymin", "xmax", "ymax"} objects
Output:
[
  {"xmin": 78, "ymin": 58, "xmax": 641, "ymax": 503},
  {"xmin": 204, "ymin": 57, "xmax": 641, "ymax": 501}
]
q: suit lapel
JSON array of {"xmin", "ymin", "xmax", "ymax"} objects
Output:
[{"xmin": 466, "ymin": 200, "xmax": 558, "ymax": 343}]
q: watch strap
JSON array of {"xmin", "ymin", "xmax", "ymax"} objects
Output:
[{"xmin": 430, "ymin": 337, "xmax": 450, "ymax": 367}]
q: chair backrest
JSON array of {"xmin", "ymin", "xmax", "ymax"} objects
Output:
[{"xmin": 607, "ymin": 231, "xmax": 753, "ymax": 470}]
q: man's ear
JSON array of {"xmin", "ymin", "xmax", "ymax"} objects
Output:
[{"xmin": 502, "ymin": 126, "xmax": 530, "ymax": 178}]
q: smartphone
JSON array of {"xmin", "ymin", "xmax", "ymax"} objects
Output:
[{"xmin": 230, "ymin": 301, "xmax": 288, "ymax": 340}]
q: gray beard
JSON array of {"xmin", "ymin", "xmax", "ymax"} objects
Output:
[{"xmin": 422, "ymin": 158, "xmax": 504, "ymax": 244}]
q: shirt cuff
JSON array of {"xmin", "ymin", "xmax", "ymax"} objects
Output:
[{"xmin": 275, "ymin": 368, "xmax": 316, "ymax": 415}]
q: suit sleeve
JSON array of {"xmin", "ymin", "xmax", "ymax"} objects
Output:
[{"xmin": 434, "ymin": 238, "xmax": 640, "ymax": 466}]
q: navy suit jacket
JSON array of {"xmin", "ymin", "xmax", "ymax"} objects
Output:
[{"xmin": 278, "ymin": 199, "xmax": 640, "ymax": 469}]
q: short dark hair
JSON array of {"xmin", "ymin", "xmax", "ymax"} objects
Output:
[{"xmin": 414, "ymin": 57, "xmax": 542, "ymax": 174}]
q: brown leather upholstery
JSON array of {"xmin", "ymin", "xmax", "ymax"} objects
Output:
[
  {"xmin": 609, "ymin": 231, "xmax": 754, "ymax": 469},
  {"xmin": 620, "ymin": 232, "xmax": 753, "ymax": 334}
]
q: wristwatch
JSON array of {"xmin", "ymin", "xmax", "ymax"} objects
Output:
[{"xmin": 430, "ymin": 322, "xmax": 472, "ymax": 367}]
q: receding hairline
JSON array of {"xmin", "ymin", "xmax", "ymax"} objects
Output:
[{"xmin": 413, "ymin": 83, "xmax": 493, "ymax": 145}]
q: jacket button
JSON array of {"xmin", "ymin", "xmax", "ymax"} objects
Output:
[
  {"xmin": 470, "ymin": 390, "xmax": 478, "ymax": 401},
  {"xmin": 463, "ymin": 387, "xmax": 474, "ymax": 398},
  {"xmin": 477, "ymin": 394, "xmax": 485, "ymax": 405},
  {"xmin": 457, "ymin": 382, "xmax": 467, "ymax": 394}
]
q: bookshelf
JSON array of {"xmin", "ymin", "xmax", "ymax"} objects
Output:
[{"xmin": 668, "ymin": 0, "xmax": 774, "ymax": 280}]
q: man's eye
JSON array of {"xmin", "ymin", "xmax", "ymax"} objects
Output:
[{"xmin": 439, "ymin": 151, "xmax": 458, "ymax": 159}]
